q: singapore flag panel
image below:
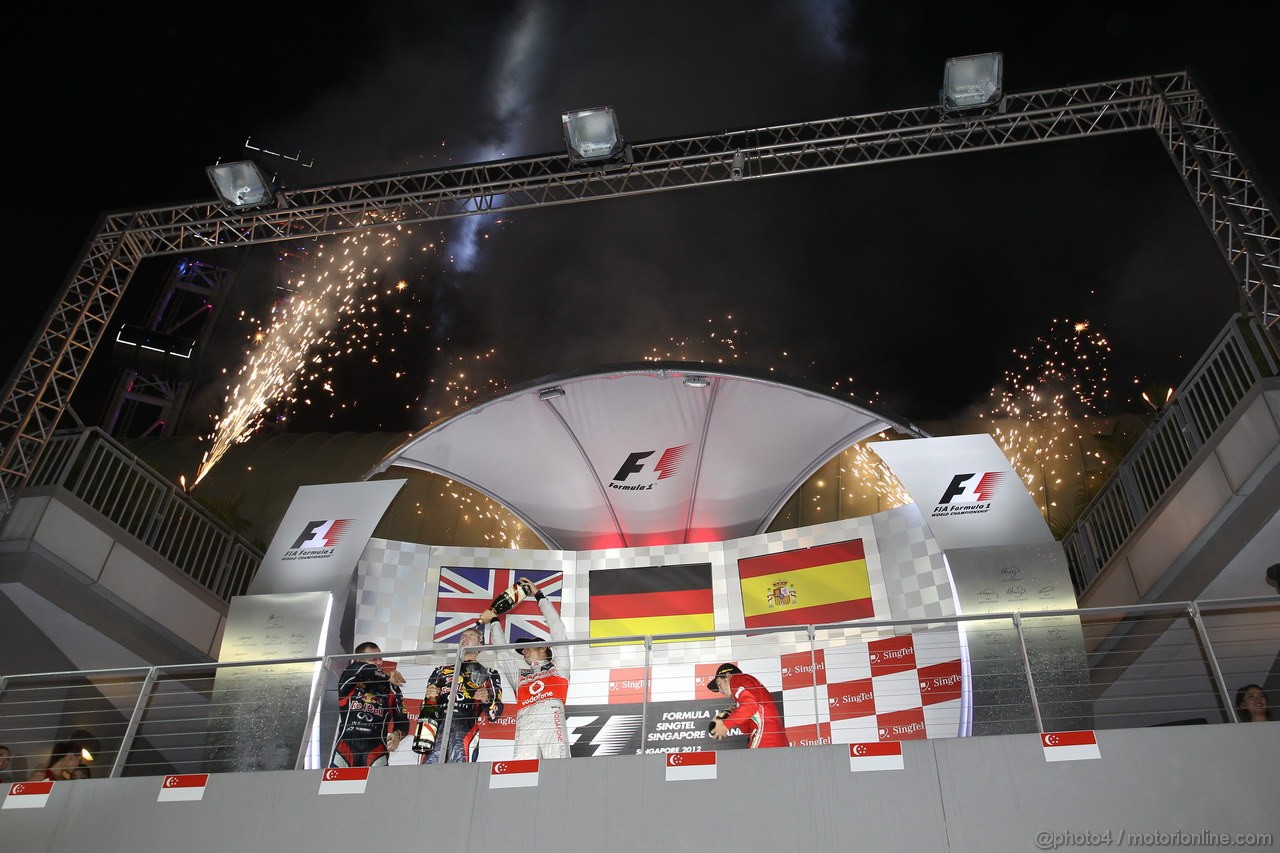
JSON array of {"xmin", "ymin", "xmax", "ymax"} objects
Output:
[
  {"xmin": 848, "ymin": 741, "xmax": 905, "ymax": 772},
  {"xmin": 1041, "ymin": 730, "xmax": 1101, "ymax": 762},
  {"xmin": 157, "ymin": 774, "xmax": 209, "ymax": 802},
  {"xmin": 3, "ymin": 781, "xmax": 54, "ymax": 809},
  {"xmin": 665, "ymin": 750, "xmax": 717, "ymax": 782},
  {"xmin": 490, "ymin": 759, "xmax": 540, "ymax": 789},
  {"xmin": 319, "ymin": 767, "xmax": 370, "ymax": 795}
]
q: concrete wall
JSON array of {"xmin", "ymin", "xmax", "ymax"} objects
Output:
[
  {"xmin": 0, "ymin": 488, "xmax": 228, "ymax": 669},
  {"xmin": 3, "ymin": 722, "xmax": 1275, "ymax": 853}
]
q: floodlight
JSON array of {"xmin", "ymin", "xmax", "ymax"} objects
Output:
[
  {"xmin": 206, "ymin": 160, "xmax": 274, "ymax": 209},
  {"xmin": 562, "ymin": 107, "xmax": 624, "ymax": 165},
  {"xmin": 683, "ymin": 376, "xmax": 710, "ymax": 388},
  {"xmin": 538, "ymin": 387, "xmax": 566, "ymax": 401},
  {"xmin": 941, "ymin": 52, "xmax": 1004, "ymax": 112}
]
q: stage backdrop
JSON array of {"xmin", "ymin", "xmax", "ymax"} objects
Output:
[{"xmin": 353, "ymin": 503, "xmax": 981, "ymax": 764}]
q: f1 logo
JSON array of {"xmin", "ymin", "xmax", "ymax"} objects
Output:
[
  {"xmin": 290, "ymin": 519, "xmax": 352, "ymax": 549},
  {"xmin": 937, "ymin": 472, "xmax": 1004, "ymax": 504},
  {"xmin": 612, "ymin": 445, "xmax": 690, "ymax": 482}
]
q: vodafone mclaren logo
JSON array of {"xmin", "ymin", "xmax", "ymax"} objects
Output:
[
  {"xmin": 609, "ymin": 445, "xmax": 690, "ymax": 491},
  {"xmin": 930, "ymin": 472, "xmax": 1006, "ymax": 518},
  {"xmin": 281, "ymin": 519, "xmax": 353, "ymax": 561}
]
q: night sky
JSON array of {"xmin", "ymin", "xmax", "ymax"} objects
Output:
[{"xmin": 8, "ymin": 2, "xmax": 1278, "ymax": 440}]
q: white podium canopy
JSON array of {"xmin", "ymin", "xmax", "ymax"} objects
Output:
[{"xmin": 369, "ymin": 363, "xmax": 923, "ymax": 550}]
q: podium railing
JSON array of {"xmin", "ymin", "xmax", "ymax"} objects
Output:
[{"xmin": 0, "ymin": 595, "xmax": 1274, "ymax": 780}]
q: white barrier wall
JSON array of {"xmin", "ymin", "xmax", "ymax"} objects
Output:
[{"xmin": 3, "ymin": 724, "xmax": 1276, "ymax": 853}]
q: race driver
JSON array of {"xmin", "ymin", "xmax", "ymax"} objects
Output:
[
  {"xmin": 706, "ymin": 662, "xmax": 788, "ymax": 749},
  {"xmin": 480, "ymin": 577, "xmax": 571, "ymax": 758},
  {"xmin": 422, "ymin": 626, "xmax": 504, "ymax": 763},
  {"xmin": 330, "ymin": 642, "xmax": 409, "ymax": 768}
]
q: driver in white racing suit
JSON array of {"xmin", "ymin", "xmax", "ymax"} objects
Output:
[{"xmin": 479, "ymin": 577, "xmax": 571, "ymax": 759}]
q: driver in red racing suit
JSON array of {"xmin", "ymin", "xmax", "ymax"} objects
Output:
[
  {"xmin": 706, "ymin": 663, "xmax": 788, "ymax": 749},
  {"xmin": 480, "ymin": 577, "xmax": 571, "ymax": 759}
]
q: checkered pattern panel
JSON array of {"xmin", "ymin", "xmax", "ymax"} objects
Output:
[
  {"xmin": 870, "ymin": 502, "xmax": 955, "ymax": 623},
  {"xmin": 356, "ymin": 508, "xmax": 962, "ymax": 742}
]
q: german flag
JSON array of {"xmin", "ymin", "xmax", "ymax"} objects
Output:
[
  {"xmin": 589, "ymin": 563, "xmax": 714, "ymax": 641},
  {"xmin": 737, "ymin": 539, "xmax": 873, "ymax": 629}
]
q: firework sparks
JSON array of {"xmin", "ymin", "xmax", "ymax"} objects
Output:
[
  {"xmin": 976, "ymin": 317, "xmax": 1117, "ymax": 528},
  {"xmin": 195, "ymin": 215, "xmax": 413, "ymax": 484}
]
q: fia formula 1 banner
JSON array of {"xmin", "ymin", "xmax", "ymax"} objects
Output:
[
  {"xmin": 870, "ymin": 435, "xmax": 1053, "ymax": 549},
  {"xmin": 567, "ymin": 697, "xmax": 762, "ymax": 757},
  {"xmin": 251, "ymin": 479, "xmax": 406, "ymax": 596}
]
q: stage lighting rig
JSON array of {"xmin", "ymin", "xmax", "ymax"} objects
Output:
[
  {"xmin": 941, "ymin": 52, "xmax": 1004, "ymax": 114},
  {"xmin": 562, "ymin": 107, "xmax": 627, "ymax": 166},
  {"xmin": 206, "ymin": 159, "xmax": 275, "ymax": 210}
]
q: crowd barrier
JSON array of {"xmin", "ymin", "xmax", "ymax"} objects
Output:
[{"xmin": 0, "ymin": 595, "xmax": 1274, "ymax": 780}]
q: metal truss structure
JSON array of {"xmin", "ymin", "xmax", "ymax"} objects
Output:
[
  {"xmin": 2, "ymin": 71, "xmax": 1277, "ymax": 503},
  {"xmin": 103, "ymin": 257, "xmax": 242, "ymax": 439}
]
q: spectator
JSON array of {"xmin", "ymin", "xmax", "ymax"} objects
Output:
[
  {"xmin": 422, "ymin": 624, "xmax": 504, "ymax": 764},
  {"xmin": 32, "ymin": 742, "xmax": 85, "ymax": 781},
  {"xmin": 1235, "ymin": 683, "xmax": 1272, "ymax": 722},
  {"xmin": 70, "ymin": 766, "xmax": 91, "ymax": 780},
  {"xmin": 0, "ymin": 744, "xmax": 17, "ymax": 784},
  {"xmin": 481, "ymin": 577, "xmax": 572, "ymax": 758},
  {"xmin": 329, "ymin": 642, "xmax": 409, "ymax": 768},
  {"xmin": 706, "ymin": 663, "xmax": 788, "ymax": 748}
]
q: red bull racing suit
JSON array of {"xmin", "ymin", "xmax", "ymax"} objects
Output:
[
  {"xmin": 422, "ymin": 659, "xmax": 503, "ymax": 764},
  {"xmin": 330, "ymin": 660, "xmax": 409, "ymax": 767}
]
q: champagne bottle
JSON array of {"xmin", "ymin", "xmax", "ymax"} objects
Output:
[
  {"xmin": 411, "ymin": 700, "xmax": 440, "ymax": 755},
  {"xmin": 489, "ymin": 583, "xmax": 527, "ymax": 616},
  {"xmin": 708, "ymin": 709, "xmax": 730, "ymax": 734}
]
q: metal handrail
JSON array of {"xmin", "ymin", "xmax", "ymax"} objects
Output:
[
  {"xmin": 1064, "ymin": 314, "xmax": 1278, "ymax": 591},
  {"xmin": 20, "ymin": 426, "xmax": 263, "ymax": 600},
  {"xmin": 0, "ymin": 593, "xmax": 1273, "ymax": 780}
]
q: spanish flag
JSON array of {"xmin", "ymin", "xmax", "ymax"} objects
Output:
[
  {"xmin": 589, "ymin": 563, "xmax": 714, "ymax": 641},
  {"xmin": 737, "ymin": 539, "xmax": 873, "ymax": 629}
]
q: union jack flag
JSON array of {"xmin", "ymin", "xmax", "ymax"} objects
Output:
[{"xmin": 434, "ymin": 567, "xmax": 564, "ymax": 644}]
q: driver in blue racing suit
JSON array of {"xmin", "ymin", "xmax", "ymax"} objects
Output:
[
  {"xmin": 422, "ymin": 624, "xmax": 503, "ymax": 763},
  {"xmin": 330, "ymin": 642, "xmax": 409, "ymax": 767}
]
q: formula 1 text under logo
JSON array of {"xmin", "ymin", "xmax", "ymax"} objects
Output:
[{"xmin": 931, "ymin": 472, "xmax": 1004, "ymax": 518}]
